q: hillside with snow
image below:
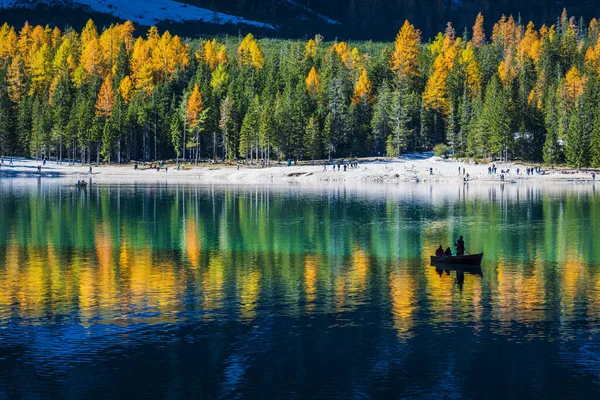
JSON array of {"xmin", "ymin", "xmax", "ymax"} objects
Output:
[{"xmin": 1, "ymin": 0, "xmax": 276, "ymax": 28}]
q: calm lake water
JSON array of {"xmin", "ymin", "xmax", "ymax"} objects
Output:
[{"xmin": 0, "ymin": 181, "xmax": 599, "ymax": 399}]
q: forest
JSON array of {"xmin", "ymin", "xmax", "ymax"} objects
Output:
[{"xmin": 1, "ymin": 9, "xmax": 600, "ymax": 168}]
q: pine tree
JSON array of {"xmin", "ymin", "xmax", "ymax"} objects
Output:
[
  {"xmin": 304, "ymin": 115, "xmax": 321, "ymax": 163},
  {"xmin": 483, "ymin": 77, "xmax": 511, "ymax": 160},
  {"xmin": 258, "ymin": 98, "xmax": 275, "ymax": 163},
  {"xmin": 590, "ymin": 103, "xmax": 600, "ymax": 168},
  {"xmin": 370, "ymin": 81, "xmax": 392, "ymax": 155},
  {"xmin": 170, "ymin": 101, "xmax": 184, "ymax": 162},
  {"xmin": 219, "ymin": 95, "xmax": 237, "ymax": 161},
  {"xmin": 543, "ymin": 87, "xmax": 562, "ymax": 165},
  {"xmin": 565, "ymin": 101, "xmax": 590, "ymax": 169},
  {"xmin": 388, "ymin": 80, "xmax": 418, "ymax": 156},
  {"xmin": 239, "ymin": 96, "xmax": 261, "ymax": 162}
]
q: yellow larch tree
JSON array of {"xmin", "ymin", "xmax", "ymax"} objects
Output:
[
  {"xmin": 131, "ymin": 37, "xmax": 155, "ymax": 96},
  {"xmin": 472, "ymin": 13, "xmax": 485, "ymax": 48},
  {"xmin": 238, "ymin": 34, "xmax": 264, "ymax": 70},
  {"xmin": 563, "ymin": 66, "xmax": 586, "ymax": 102},
  {"xmin": 351, "ymin": 68, "xmax": 372, "ymax": 105},
  {"xmin": 81, "ymin": 19, "xmax": 98, "ymax": 49},
  {"xmin": 305, "ymin": 39, "xmax": 317, "ymax": 60},
  {"xmin": 589, "ymin": 18, "xmax": 599, "ymax": 41},
  {"xmin": 201, "ymin": 38, "xmax": 217, "ymax": 68},
  {"xmin": 517, "ymin": 22, "xmax": 541, "ymax": 66},
  {"xmin": 17, "ymin": 22, "xmax": 33, "ymax": 67},
  {"xmin": 81, "ymin": 37, "xmax": 103, "ymax": 77},
  {"xmin": 460, "ymin": 42, "xmax": 482, "ymax": 97},
  {"xmin": 99, "ymin": 24, "xmax": 122, "ymax": 74},
  {"xmin": 51, "ymin": 26, "xmax": 61, "ymax": 49},
  {"xmin": 492, "ymin": 15, "xmax": 520, "ymax": 52},
  {"xmin": 119, "ymin": 21, "xmax": 135, "ymax": 51},
  {"xmin": 96, "ymin": 74, "xmax": 115, "ymax": 117},
  {"xmin": 151, "ymin": 30, "xmax": 172, "ymax": 82},
  {"xmin": 330, "ymin": 41, "xmax": 353, "ymax": 69},
  {"xmin": 498, "ymin": 49, "xmax": 517, "ymax": 86},
  {"xmin": 186, "ymin": 84, "xmax": 203, "ymax": 126},
  {"xmin": 29, "ymin": 43, "xmax": 53, "ymax": 95},
  {"xmin": 391, "ymin": 20, "xmax": 421, "ymax": 82},
  {"xmin": 146, "ymin": 26, "xmax": 160, "ymax": 50},
  {"xmin": 29, "ymin": 25, "xmax": 50, "ymax": 63},
  {"xmin": 305, "ymin": 66, "xmax": 321, "ymax": 96},
  {"xmin": 350, "ymin": 47, "xmax": 366, "ymax": 71},
  {"xmin": 585, "ymin": 36, "xmax": 600, "ymax": 75},
  {"xmin": 0, "ymin": 24, "xmax": 17, "ymax": 65},
  {"xmin": 167, "ymin": 35, "xmax": 189, "ymax": 75},
  {"xmin": 423, "ymin": 37, "xmax": 461, "ymax": 113},
  {"xmin": 186, "ymin": 84, "xmax": 205, "ymax": 162},
  {"xmin": 7, "ymin": 53, "xmax": 25, "ymax": 103},
  {"xmin": 119, "ymin": 76, "xmax": 133, "ymax": 104}
]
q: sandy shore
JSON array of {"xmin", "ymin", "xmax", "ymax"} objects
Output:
[{"xmin": 0, "ymin": 154, "xmax": 597, "ymax": 184}]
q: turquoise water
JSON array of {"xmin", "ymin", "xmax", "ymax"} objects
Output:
[{"xmin": 0, "ymin": 181, "xmax": 599, "ymax": 399}]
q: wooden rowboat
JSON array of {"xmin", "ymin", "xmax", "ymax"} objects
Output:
[{"xmin": 430, "ymin": 253, "xmax": 483, "ymax": 265}]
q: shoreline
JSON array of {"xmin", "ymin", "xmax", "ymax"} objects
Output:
[{"xmin": 1, "ymin": 155, "xmax": 598, "ymax": 185}]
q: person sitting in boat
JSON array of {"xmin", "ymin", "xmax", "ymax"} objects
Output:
[
  {"xmin": 444, "ymin": 247, "xmax": 452, "ymax": 256},
  {"xmin": 435, "ymin": 245, "xmax": 444, "ymax": 256}
]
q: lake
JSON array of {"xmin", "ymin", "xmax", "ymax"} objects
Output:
[{"xmin": 0, "ymin": 181, "xmax": 599, "ymax": 399}]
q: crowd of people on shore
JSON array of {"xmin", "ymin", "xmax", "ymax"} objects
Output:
[{"xmin": 322, "ymin": 160, "xmax": 359, "ymax": 172}]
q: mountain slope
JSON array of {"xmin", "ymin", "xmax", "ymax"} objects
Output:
[{"xmin": 1, "ymin": 0, "xmax": 275, "ymax": 28}]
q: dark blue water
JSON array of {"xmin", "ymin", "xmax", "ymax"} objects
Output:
[{"xmin": 0, "ymin": 182, "xmax": 599, "ymax": 399}]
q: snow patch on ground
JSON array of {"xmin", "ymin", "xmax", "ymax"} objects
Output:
[{"xmin": 1, "ymin": 0, "xmax": 276, "ymax": 29}]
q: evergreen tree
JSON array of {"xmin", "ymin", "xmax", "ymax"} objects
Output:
[
  {"xmin": 370, "ymin": 81, "xmax": 392, "ymax": 155},
  {"xmin": 590, "ymin": 103, "xmax": 600, "ymax": 168},
  {"xmin": 304, "ymin": 115, "xmax": 321, "ymax": 163},
  {"xmin": 219, "ymin": 94, "xmax": 237, "ymax": 161},
  {"xmin": 239, "ymin": 95, "xmax": 261, "ymax": 162}
]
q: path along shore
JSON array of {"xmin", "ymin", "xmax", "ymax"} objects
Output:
[{"xmin": 0, "ymin": 154, "xmax": 597, "ymax": 185}]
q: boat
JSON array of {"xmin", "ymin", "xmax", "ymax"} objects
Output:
[{"xmin": 430, "ymin": 253, "xmax": 483, "ymax": 266}]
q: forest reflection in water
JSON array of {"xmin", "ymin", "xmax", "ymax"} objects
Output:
[{"xmin": 0, "ymin": 181, "xmax": 599, "ymax": 398}]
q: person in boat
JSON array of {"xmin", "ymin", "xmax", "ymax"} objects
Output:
[
  {"xmin": 455, "ymin": 236, "xmax": 465, "ymax": 256},
  {"xmin": 436, "ymin": 245, "xmax": 444, "ymax": 256},
  {"xmin": 444, "ymin": 247, "xmax": 452, "ymax": 256}
]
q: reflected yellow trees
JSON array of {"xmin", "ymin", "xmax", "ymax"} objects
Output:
[
  {"xmin": 304, "ymin": 255, "xmax": 318, "ymax": 312},
  {"xmin": 1, "ymin": 184, "xmax": 600, "ymax": 335},
  {"xmin": 388, "ymin": 263, "xmax": 417, "ymax": 339}
]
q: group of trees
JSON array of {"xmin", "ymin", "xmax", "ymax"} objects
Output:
[{"xmin": 2, "ymin": 10, "xmax": 600, "ymax": 167}]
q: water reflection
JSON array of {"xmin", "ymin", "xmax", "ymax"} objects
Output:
[{"xmin": 0, "ymin": 182, "xmax": 599, "ymax": 398}]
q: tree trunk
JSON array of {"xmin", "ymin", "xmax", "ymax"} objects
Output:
[{"xmin": 213, "ymin": 132, "xmax": 217, "ymax": 162}]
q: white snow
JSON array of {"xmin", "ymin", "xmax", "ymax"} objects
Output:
[{"xmin": 1, "ymin": 0, "xmax": 276, "ymax": 29}]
